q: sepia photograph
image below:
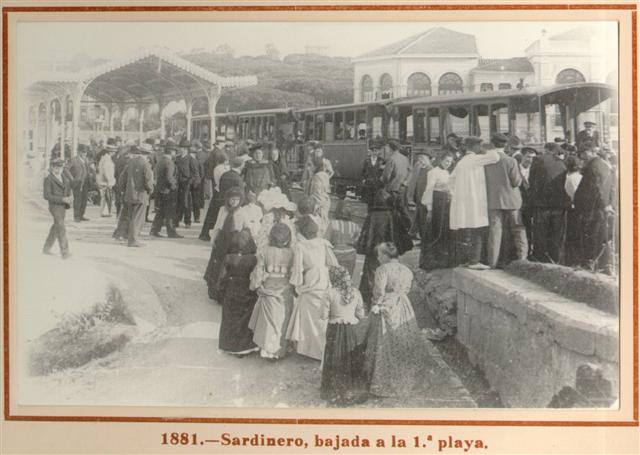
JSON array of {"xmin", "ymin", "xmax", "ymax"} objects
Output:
[{"xmin": 10, "ymin": 16, "xmax": 623, "ymax": 414}]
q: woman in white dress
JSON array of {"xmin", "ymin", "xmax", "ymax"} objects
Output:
[{"xmin": 285, "ymin": 215, "xmax": 338, "ymax": 361}]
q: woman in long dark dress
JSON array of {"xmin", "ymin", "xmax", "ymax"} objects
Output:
[
  {"xmin": 356, "ymin": 189, "xmax": 395, "ymax": 309},
  {"xmin": 218, "ymin": 214, "xmax": 259, "ymax": 356},
  {"xmin": 270, "ymin": 147, "xmax": 290, "ymax": 196},
  {"xmin": 321, "ymin": 265, "xmax": 366, "ymax": 405},
  {"xmin": 203, "ymin": 186, "xmax": 244, "ymax": 301},
  {"xmin": 419, "ymin": 153, "xmax": 454, "ymax": 270}
]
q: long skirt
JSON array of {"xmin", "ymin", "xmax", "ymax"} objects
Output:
[
  {"xmin": 420, "ymin": 191, "xmax": 452, "ymax": 270},
  {"xmin": 359, "ymin": 253, "xmax": 379, "ymax": 311},
  {"xmin": 320, "ymin": 322, "xmax": 364, "ymax": 403},
  {"xmin": 200, "ymin": 192, "xmax": 222, "ymax": 237},
  {"xmin": 219, "ymin": 280, "xmax": 258, "ymax": 354},
  {"xmin": 248, "ymin": 281, "xmax": 294, "ymax": 358},
  {"xmin": 285, "ymin": 289, "xmax": 328, "ymax": 361},
  {"xmin": 362, "ymin": 296, "xmax": 437, "ymax": 398}
]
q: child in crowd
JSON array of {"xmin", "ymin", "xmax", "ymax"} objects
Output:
[{"xmin": 320, "ymin": 265, "xmax": 366, "ymax": 406}]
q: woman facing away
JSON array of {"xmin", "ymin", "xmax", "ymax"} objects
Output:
[
  {"xmin": 320, "ymin": 265, "xmax": 366, "ymax": 406},
  {"xmin": 307, "ymin": 151, "xmax": 332, "ymax": 229},
  {"xmin": 217, "ymin": 212, "xmax": 259, "ymax": 357},
  {"xmin": 362, "ymin": 242, "xmax": 441, "ymax": 399},
  {"xmin": 285, "ymin": 214, "xmax": 339, "ymax": 361},
  {"xmin": 203, "ymin": 186, "xmax": 244, "ymax": 302},
  {"xmin": 420, "ymin": 152, "xmax": 454, "ymax": 270},
  {"xmin": 248, "ymin": 222, "xmax": 295, "ymax": 360}
]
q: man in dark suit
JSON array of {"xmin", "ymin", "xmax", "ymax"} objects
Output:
[
  {"xmin": 174, "ymin": 138, "xmax": 199, "ymax": 227},
  {"xmin": 114, "ymin": 141, "xmax": 132, "ymax": 217},
  {"xmin": 517, "ymin": 149, "xmax": 537, "ymax": 256},
  {"xmin": 574, "ymin": 146, "xmax": 616, "ymax": 272},
  {"xmin": 218, "ymin": 156, "xmax": 246, "ymax": 201},
  {"xmin": 68, "ymin": 145, "xmax": 90, "ymax": 222},
  {"xmin": 150, "ymin": 143, "xmax": 182, "ymax": 239},
  {"xmin": 361, "ymin": 142, "xmax": 384, "ymax": 207},
  {"xmin": 576, "ymin": 121, "xmax": 601, "ymax": 152},
  {"xmin": 484, "ymin": 133, "xmax": 527, "ymax": 269},
  {"xmin": 189, "ymin": 142, "xmax": 204, "ymax": 223},
  {"xmin": 43, "ymin": 158, "xmax": 73, "ymax": 259},
  {"xmin": 122, "ymin": 143, "xmax": 154, "ymax": 247},
  {"xmin": 528, "ymin": 142, "xmax": 570, "ymax": 263},
  {"xmin": 406, "ymin": 150, "xmax": 433, "ymax": 239}
]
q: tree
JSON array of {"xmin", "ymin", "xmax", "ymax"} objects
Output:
[
  {"xmin": 214, "ymin": 44, "xmax": 235, "ymax": 57},
  {"xmin": 265, "ymin": 43, "xmax": 280, "ymax": 61}
]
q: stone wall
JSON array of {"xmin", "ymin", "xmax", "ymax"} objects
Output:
[{"xmin": 453, "ymin": 268, "xmax": 618, "ymax": 408}]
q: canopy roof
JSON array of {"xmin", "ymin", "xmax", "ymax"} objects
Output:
[{"xmin": 28, "ymin": 47, "xmax": 257, "ymax": 105}]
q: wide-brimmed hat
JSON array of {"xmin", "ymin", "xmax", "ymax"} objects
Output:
[
  {"xmin": 258, "ymin": 187, "xmax": 297, "ymax": 212},
  {"xmin": 50, "ymin": 157, "xmax": 65, "ymax": 167},
  {"xmin": 224, "ymin": 186, "xmax": 245, "ymax": 202},
  {"xmin": 584, "ymin": 121, "xmax": 597, "ymax": 127},
  {"xmin": 491, "ymin": 132, "xmax": 509, "ymax": 147},
  {"xmin": 269, "ymin": 222, "xmax": 292, "ymax": 248},
  {"xmin": 137, "ymin": 143, "xmax": 153, "ymax": 154}
]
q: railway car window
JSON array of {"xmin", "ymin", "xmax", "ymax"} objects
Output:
[
  {"xmin": 334, "ymin": 112, "xmax": 344, "ymax": 140},
  {"xmin": 473, "ymin": 105, "xmax": 490, "ymax": 140},
  {"xmin": 406, "ymin": 113, "xmax": 414, "ymax": 142},
  {"xmin": 512, "ymin": 97, "xmax": 541, "ymax": 144},
  {"xmin": 480, "ymin": 83, "xmax": 494, "ymax": 92},
  {"xmin": 427, "ymin": 108, "xmax": 440, "ymax": 145},
  {"xmin": 345, "ymin": 111, "xmax": 355, "ymax": 140},
  {"xmin": 356, "ymin": 110, "xmax": 367, "ymax": 140},
  {"xmin": 315, "ymin": 114, "xmax": 324, "ymax": 141},
  {"xmin": 444, "ymin": 106, "xmax": 470, "ymax": 137},
  {"xmin": 413, "ymin": 108, "xmax": 426, "ymax": 143},
  {"xmin": 491, "ymin": 104, "xmax": 509, "ymax": 134},
  {"xmin": 387, "ymin": 116, "xmax": 399, "ymax": 139},
  {"xmin": 304, "ymin": 115, "xmax": 313, "ymax": 141},
  {"xmin": 498, "ymin": 83, "xmax": 512, "ymax": 90},
  {"xmin": 324, "ymin": 113, "xmax": 334, "ymax": 142},
  {"xmin": 372, "ymin": 115, "xmax": 383, "ymax": 138}
]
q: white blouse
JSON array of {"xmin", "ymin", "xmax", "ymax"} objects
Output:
[{"xmin": 421, "ymin": 167, "xmax": 450, "ymax": 211}]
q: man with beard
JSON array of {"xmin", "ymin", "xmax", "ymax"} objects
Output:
[
  {"xmin": 150, "ymin": 142, "xmax": 183, "ymax": 239},
  {"xmin": 576, "ymin": 121, "xmax": 601, "ymax": 152}
]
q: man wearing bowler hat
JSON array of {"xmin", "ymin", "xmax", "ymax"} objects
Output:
[
  {"xmin": 576, "ymin": 121, "xmax": 601, "ymax": 152},
  {"xmin": 121, "ymin": 143, "xmax": 154, "ymax": 247},
  {"xmin": 43, "ymin": 157, "xmax": 73, "ymax": 259},
  {"xmin": 175, "ymin": 138, "xmax": 199, "ymax": 227}
]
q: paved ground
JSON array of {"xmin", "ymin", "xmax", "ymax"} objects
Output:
[{"xmin": 18, "ymin": 197, "xmax": 476, "ymax": 409}]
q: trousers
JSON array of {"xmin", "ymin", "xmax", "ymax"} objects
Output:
[
  {"xmin": 73, "ymin": 182, "xmax": 89, "ymax": 220},
  {"xmin": 151, "ymin": 191, "xmax": 178, "ymax": 235},
  {"xmin": 99, "ymin": 185, "xmax": 112, "ymax": 216},
  {"xmin": 487, "ymin": 209, "xmax": 528, "ymax": 268},
  {"xmin": 176, "ymin": 181, "xmax": 192, "ymax": 225},
  {"xmin": 532, "ymin": 208, "xmax": 567, "ymax": 264},
  {"xmin": 127, "ymin": 202, "xmax": 146, "ymax": 246},
  {"xmin": 43, "ymin": 205, "xmax": 69, "ymax": 254}
]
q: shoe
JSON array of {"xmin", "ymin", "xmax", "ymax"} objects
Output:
[
  {"xmin": 194, "ymin": 219, "xmax": 200, "ymax": 224},
  {"xmin": 145, "ymin": 218, "xmax": 152, "ymax": 223},
  {"xmin": 74, "ymin": 218, "xmax": 81, "ymax": 222},
  {"xmin": 62, "ymin": 252, "xmax": 72, "ymax": 260},
  {"xmin": 101, "ymin": 214, "xmax": 111, "ymax": 218},
  {"xmin": 42, "ymin": 249, "xmax": 54, "ymax": 256},
  {"xmin": 128, "ymin": 242, "xmax": 146, "ymax": 248},
  {"xmin": 150, "ymin": 231, "xmax": 164, "ymax": 238},
  {"xmin": 199, "ymin": 235, "xmax": 211, "ymax": 242},
  {"xmin": 81, "ymin": 217, "xmax": 90, "ymax": 221},
  {"xmin": 168, "ymin": 233, "xmax": 184, "ymax": 239},
  {"xmin": 185, "ymin": 223, "xmax": 191, "ymax": 228}
]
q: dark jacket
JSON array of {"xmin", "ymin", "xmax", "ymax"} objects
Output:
[
  {"xmin": 574, "ymin": 156, "xmax": 615, "ymax": 215},
  {"xmin": 68, "ymin": 155, "xmax": 88, "ymax": 189},
  {"xmin": 175, "ymin": 154, "xmax": 200, "ymax": 185},
  {"xmin": 484, "ymin": 152, "xmax": 523, "ymax": 210},
  {"xmin": 43, "ymin": 172, "xmax": 72, "ymax": 209},
  {"xmin": 155, "ymin": 154, "xmax": 177, "ymax": 193},
  {"xmin": 576, "ymin": 129, "xmax": 601, "ymax": 151},
  {"xmin": 121, "ymin": 154, "xmax": 154, "ymax": 205},
  {"xmin": 114, "ymin": 152, "xmax": 131, "ymax": 187},
  {"xmin": 362, "ymin": 156, "xmax": 384, "ymax": 186},
  {"xmin": 529, "ymin": 152, "xmax": 570, "ymax": 209}
]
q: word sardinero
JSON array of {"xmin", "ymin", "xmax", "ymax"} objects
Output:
[{"xmin": 220, "ymin": 433, "xmax": 307, "ymax": 448}]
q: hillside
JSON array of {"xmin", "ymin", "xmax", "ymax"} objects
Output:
[{"xmin": 182, "ymin": 51, "xmax": 354, "ymax": 113}]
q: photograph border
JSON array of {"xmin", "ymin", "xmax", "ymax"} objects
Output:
[{"xmin": 2, "ymin": 1, "xmax": 638, "ymax": 428}]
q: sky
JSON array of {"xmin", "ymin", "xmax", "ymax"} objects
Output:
[{"xmin": 18, "ymin": 20, "xmax": 618, "ymax": 73}]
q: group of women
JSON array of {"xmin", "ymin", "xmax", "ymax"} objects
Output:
[{"xmin": 202, "ymin": 147, "xmax": 439, "ymax": 406}]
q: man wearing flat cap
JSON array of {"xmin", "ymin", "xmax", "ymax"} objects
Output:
[
  {"xmin": 42, "ymin": 157, "xmax": 73, "ymax": 259},
  {"xmin": 119, "ymin": 143, "xmax": 154, "ymax": 247},
  {"xmin": 484, "ymin": 133, "xmax": 528, "ymax": 268},
  {"xmin": 174, "ymin": 138, "xmax": 200, "ymax": 227},
  {"xmin": 528, "ymin": 141, "xmax": 569, "ymax": 263},
  {"xmin": 576, "ymin": 121, "xmax": 601, "ymax": 152},
  {"xmin": 448, "ymin": 136, "xmax": 500, "ymax": 269},
  {"xmin": 69, "ymin": 144, "xmax": 91, "ymax": 222}
]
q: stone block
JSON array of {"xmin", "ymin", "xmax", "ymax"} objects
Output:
[
  {"xmin": 594, "ymin": 328, "xmax": 619, "ymax": 363},
  {"xmin": 456, "ymin": 311, "xmax": 470, "ymax": 347},
  {"xmin": 553, "ymin": 322, "xmax": 597, "ymax": 357}
]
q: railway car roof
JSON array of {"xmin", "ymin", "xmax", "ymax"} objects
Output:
[
  {"xmin": 216, "ymin": 107, "xmax": 293, "ymax": 117},
  {"xmin": 392, "ymin": 82, "xmax": 615, "ymax": 107},
  {"xmin": 296, "ymin": 100, "xmax": 392, "ymax": 114}
]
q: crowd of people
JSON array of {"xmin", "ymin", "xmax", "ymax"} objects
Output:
[{"xmin": 40, "ymin": 119, "xmax": 617, "ymax": 406}]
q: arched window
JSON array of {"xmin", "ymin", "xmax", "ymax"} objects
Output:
[
  {"xmin": 361, "ymin": 75, "xmax": 374, "ymax": 102},
  {"xmin": 438, "ymin": 72, "xmax": 463, "ymax": 95},
  {"xmin": 407, "ymin": 72, "xmax": 431, "ymax": 97},
  {"xmin": 379, "ymin": 73, "xmax": 394, "ymax": 99},
  {"xmin": 556, "ymin": 68, "xmax": 585, "ymax": 85},
  {"xmin": 498, "ymin": 83, "xmax": 512, "ymax": 90},
  {"xmin": 480, "ymin": 83, "xmax": 494, "ymax": 92}
]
